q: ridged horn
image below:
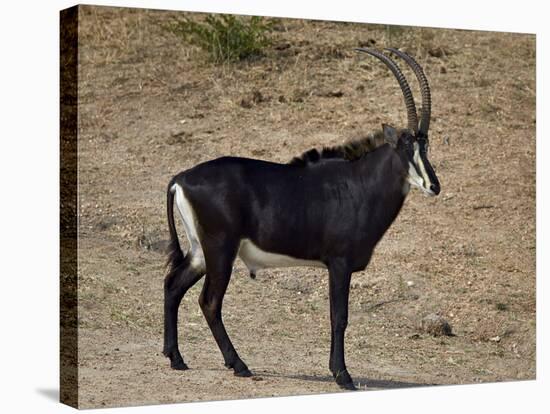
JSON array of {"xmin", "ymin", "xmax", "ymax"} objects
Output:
[
  {"xmin": 355, "ymin": 48, "xmax": 418, "ymax": 135},
  {"xmin": 386, "ymin": 48, "xmax": 431, "ymax": 137}
]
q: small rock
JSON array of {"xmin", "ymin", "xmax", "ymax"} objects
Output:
[
  {"xmin": 489, "ymin": 336, "xmax": 501, "ymax": 342},
  {"xmin": 167, "ymin": 130, "xmax": 192, "ymax": 145},
  {"xmin": 274, "ymin": 42, "xmax": 291, "ymax": 51},
  {"xmin": 241, "ymin": 90, "xmax": 269, "ymax": 109},
  {"xmin": 358, "ymin": 38, "xmax": 377, "ymax": 48},
  {"xmin": 428, "ymin": 46, "xmax": 448, "ymax": 58},
  {"xmin": 406, "ymin": 281, "xmax": 415, "ymax": 287},
  {"xmin": 315, "ymin": 89, "xmax": 344, "ymax": 98},
  {"xmin": 240, "ymin": 98, "xmax": 253, "ymax": 109},
  {"xmin": 421, "ymin": 313, "xmax": 453, "ymax": 337},
  {"xmin": 326, "ymin": 90, "xmax": 344, "ymax": 98},
  {"xmin": 251, "ymin": 90, "xmax": 266, "ymax": 104},
  {"xmin": 96, "ymin": 217, "xmax": 117, "ymax": 231}
]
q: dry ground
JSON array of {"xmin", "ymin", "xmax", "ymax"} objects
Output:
[{"xmin": 73, "ymin": 5, "xmax": 535, "ymax": 408}]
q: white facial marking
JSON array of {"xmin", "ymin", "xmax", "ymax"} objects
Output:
[
  {"xmin": 238, "ymin": 239, "xmax": 326, "ymax": 274},
  {"xmin": 413, "ymin": 142, "xmax": 432, "ymax": 188},
  {"xmin": 408, "ymin": 142, "xmax": 435, "ymax": 196},
  {"xmin": 172, "ymin": 183, "xmax": 206, "ymax": 271},
  {"xmin": 407, "ymin": 161, "xmax": 424, "ymax": 189}
]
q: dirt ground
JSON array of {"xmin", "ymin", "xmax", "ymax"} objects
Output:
[{"xmin": 72, "ymin": 5, "xmax": 536, "ymax": 409}]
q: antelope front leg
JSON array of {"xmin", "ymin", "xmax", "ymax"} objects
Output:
[{"xmin": 328, "ymin": 259, "xmax": 356, "ymax": 390}]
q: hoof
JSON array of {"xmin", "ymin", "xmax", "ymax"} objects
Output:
[
  {"xmin": 334, "ymin": 369, "xmax": 355, "ymax": 390},
  {"xmin": 234, "ymin": 368, "xmax": 253, "ymax": 377},
  {"xmin": 171, "ymin": 359, "xmax": 189, "ymax": 370},
  {"xmin": 164, "ymin": 349, "xmax": 188, "ymax": 371},
  {"xmin": 339, "ymin": 381, "xmax": 357, "ymax": 391},
  {"xmin": 226, "ymin": 359, "xmax": 252, "ymax": 377}
]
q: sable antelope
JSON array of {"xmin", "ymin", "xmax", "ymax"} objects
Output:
[{"xmin": 163, "ymin": 47, "xmax": 440, "ymax": 390}]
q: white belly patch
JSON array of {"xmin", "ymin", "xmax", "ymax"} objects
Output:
[{"xmin": 238, "ymin": 239, "xmax": 326, "ymax": 273}]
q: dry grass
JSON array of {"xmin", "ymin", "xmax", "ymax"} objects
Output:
[{"xmin": 73, "ymin": 5, "xmax": 535, "ymax": 408}]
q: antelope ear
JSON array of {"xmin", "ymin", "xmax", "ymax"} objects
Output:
[{"xmin": 382, "ymin": 124, "xmax": 399, "ymax": 147}]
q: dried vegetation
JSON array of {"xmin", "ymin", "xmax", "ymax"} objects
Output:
[{"xmin": 75, "ymin": 6, "xmax": 535, "ymax": 408}]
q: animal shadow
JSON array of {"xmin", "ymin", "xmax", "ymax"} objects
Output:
[{"xmin": 256, "ymin": 370, "xmax": 436, "ymax": 391}]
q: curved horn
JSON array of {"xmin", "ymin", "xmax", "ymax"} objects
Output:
[
  {"xmin": 355, "ymin": 48, "xmax": 418, "ymax": 135},
  {"xmin": 386, "ymin": 48, "xmax": 431, "ymax": 137}
]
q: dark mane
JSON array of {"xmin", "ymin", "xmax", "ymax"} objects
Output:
[{"xmin": 289, "ymin": 130, "xmax": 388, "ymax": 166}]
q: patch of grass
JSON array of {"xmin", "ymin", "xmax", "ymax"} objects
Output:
[
  {"xmin": 384, "ymin": 24, "xmax": 405, "ymax": 44},
  {"xmin": 496, "ymin": 303, "xmax": 509, "ymax": 311},
  {"xmin": 306, "ymin": 301, "xmax": 320, "ymax": 312},
  {"xmin": 167, "ymin": 14, "xmax": 274, "ymax": 63},
  {"xmin": 110, "ymin": 308, "xmax": 133, "ymax": 325},
  {"xmin": 474, "ymin": 366, "xmax": 496, "ymax": 375},
  {"xmin": 480, "ymin": 101, "xmax": 500, "ymax": 115},
  {"xmin": 463, "ymin": 244, "xmax": 481, "ymax": 258},
  {"xmin": 397, "ymin": 273, "xmax": 407, "ymax": 299},
  {"xmin": 472, "ymin": 314, "xmax": 508, "ymax": 343},
  {"xmin": 474, "ymin": 77, "xmax": 491, "ymax": 88}
]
